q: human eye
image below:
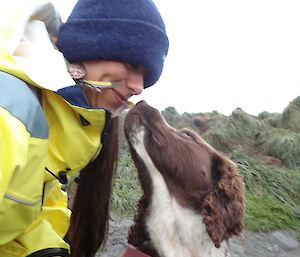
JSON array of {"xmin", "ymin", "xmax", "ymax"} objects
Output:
[{"xmin": 126, "ymin": 63, "xmax": 145, "ymax": 74}]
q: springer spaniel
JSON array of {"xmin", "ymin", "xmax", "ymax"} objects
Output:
[{"xmin": 124, "ymin": 101, "xmax": 245, "ymax": 257}]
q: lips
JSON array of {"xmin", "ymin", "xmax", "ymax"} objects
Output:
[{"xmin": 112, "ymin": 88, "xmax": 127, "ymax": 103}]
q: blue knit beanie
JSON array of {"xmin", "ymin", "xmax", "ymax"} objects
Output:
[{"xmin": 56, "ymin": 0, "xmax": 169, "ymax": 88}]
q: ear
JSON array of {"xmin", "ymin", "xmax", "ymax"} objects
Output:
[{"xmin": 201, "ymin": 155, "xmax": 245, "ymax": 247}]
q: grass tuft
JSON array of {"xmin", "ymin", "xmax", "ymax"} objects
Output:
[
  {"xmin": 245, "ymin": 192, "xmax": 300, "ymax": 240},
  {"xmin": 255, "ymin": 128, "xmax": 300, "ymax": 167},
  {"xmin": 111, "ymin": 152, "xmax": 142, "ymax": 217},
  {"xmin": 230, "ymin": 148, "xmax": 300, "ymax": 239}
]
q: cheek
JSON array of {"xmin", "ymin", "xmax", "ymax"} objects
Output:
[
  {"xmin": 98, "ymin": 89, "xmax": 116, "ymax": 104},
  {"xmin": 86, "ymin": 89, "xmax": 112, "ymax": 108}
]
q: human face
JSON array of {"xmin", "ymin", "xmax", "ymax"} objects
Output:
[{"xmin": 81, "ymin": 60, "xmax": 144, "ymax": 112}]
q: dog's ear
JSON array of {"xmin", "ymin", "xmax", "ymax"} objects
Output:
[{"xmin": 201, "ymin": 155, "xmax": 245, "ymax": 247}]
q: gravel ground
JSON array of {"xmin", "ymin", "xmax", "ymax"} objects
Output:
[{"xmin": 97, "ymin": 215, "xmax": 300, "ymax": 257}]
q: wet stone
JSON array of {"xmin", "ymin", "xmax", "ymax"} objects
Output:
[{"xmin": 269, "ymin": 230, "xmax": 300, "ymax": 250}]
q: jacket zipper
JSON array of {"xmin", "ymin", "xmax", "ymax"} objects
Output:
[{"xmin": 4, "ymin": 193, "xmax": 41, "ymax": 206}]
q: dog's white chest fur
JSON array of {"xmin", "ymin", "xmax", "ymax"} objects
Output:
[{"xmin": 130, "ymin": 127, "xmax": 227, "ymax": 257}]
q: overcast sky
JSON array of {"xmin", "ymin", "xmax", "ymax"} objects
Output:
[{"xmin": 52, "ymin": 0, "xmax": 300, "ymax": 116}]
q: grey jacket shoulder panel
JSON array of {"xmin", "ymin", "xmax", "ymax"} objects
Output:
[{"xmin": 0, "ymin": 71, "xmax": 49, "ymax": 139}]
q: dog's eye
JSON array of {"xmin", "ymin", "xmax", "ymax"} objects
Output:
[{"xmin": 179, "ymin": 130, "xmax": 191, "ymax": 139}]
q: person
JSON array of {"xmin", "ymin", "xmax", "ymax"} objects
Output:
[{"xmin": 0, "ymin": 0, "xmax": 169, "ymax": 256}]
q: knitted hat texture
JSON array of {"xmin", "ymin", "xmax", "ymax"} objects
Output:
[{"xmin": 57, "ymin": 0, "xmax": 169, "ymax": 88}]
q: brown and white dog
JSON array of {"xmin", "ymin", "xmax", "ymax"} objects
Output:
[{"xmin": 124, "ymin": 101, "xmax": 245, "ymax": 257}]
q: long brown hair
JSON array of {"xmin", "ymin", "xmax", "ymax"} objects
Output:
[{"xmin": 69, "ymin": 113, "xmax": 119, "ymax": 257}]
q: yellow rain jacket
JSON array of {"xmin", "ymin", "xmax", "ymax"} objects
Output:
[{"xmin": 0, "ymin": 1, "xmax": 108, "ymax": 256}]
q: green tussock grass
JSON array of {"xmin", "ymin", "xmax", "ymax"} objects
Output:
[
  {"xmin": 204, "ymin": 108, "xmax": 268, "ymax": 152},
  {"xmin": 245, "ymin": 193, "xmax": 300, "ymax": 240},
  {"xmin": 230, "ymin": 148, "xmax": 300, "ymax": 239},
  {"xmin": 281, "ymin": 96, "xmax": 300, "ymax": 132},
  {"xmin": 230, "ymin": 149, "xmax": 300, "ymax": 206},
  {"xmin": 111, "ymin": 152, "xmax": 142, "ymax": 217},
  {"xmin": 257, "ymin": 111, "xmax": 282, "ymax": 128},
  {"xmin": 255, "ymin": 128, "xmax": 300, "ymax": 168}
]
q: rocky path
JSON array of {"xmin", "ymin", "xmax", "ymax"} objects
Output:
[{"xmin": 97, "ymin": 215, "xmax": 300, "ymax": 257}]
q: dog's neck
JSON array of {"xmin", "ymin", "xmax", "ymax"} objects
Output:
[{"xmin": 132, "ymin": 129, "xmax": 228, "ymax": 257}]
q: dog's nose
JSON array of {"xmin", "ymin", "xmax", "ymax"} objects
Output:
[{"xmin": 136, "ymin": 100, "xmax": 148, "ymax": 106}]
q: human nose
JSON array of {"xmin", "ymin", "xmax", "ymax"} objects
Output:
[{"xmin": 127, "ymin": 71, "xmax": 144, "ymax": 95}]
